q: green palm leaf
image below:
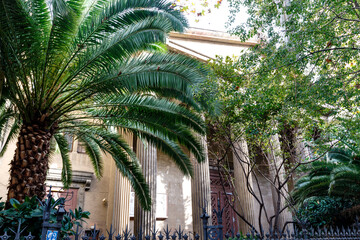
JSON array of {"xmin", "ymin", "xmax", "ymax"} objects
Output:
[
  {"xmin": 294, "ymin": 148, "xmax": 360, "ymax": 205},
  {"xmin": 54, "ymin": 134, "xmax": 72, "ymax": 188},
  {"xmin": 1, "ymin": 0, "xmax": 207, "ymax": 208}
]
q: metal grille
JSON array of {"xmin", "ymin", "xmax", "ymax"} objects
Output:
[{"xmin": 1, "ymin": 191, "xmax": 360, "ymax": 240}]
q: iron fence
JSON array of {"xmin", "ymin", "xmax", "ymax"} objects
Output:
[{"xmin": 1, "ymin": 190, "xmax": 360, "ymax": 240}]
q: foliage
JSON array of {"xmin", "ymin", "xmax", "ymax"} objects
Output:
[
  {"xmin": 205, "ymin": 55, "xmax": 311, "ymax": 148},
  {"xmin": 0, "ymin": 0, "xmax": 208, "ymax": 208},
  {"xmin": 295, "ymin": 196, "xmax": 354, "ymax": 228},
  {"xmin": 224, "ymin": 0, "xmax": 360, "ymax": 150},
  {"xmin": 201, "ymin": 1, "xmax": 360, "ymax": 170},
  {"xmin": 187, "ymin": 0, "xmax": 360, "ymax": 232},
  {"xmin": 0, "ymin": 197, "xmax": 89, "ymax": 238},
  {"xmin": 172, "ymin": 0, "xmax": 224, "ymax": 19},
  {"xmin": 293, "ymin": 148, "xmax": 360, "ymax": 204},
  {"xmin": 61, "ymin": 207, "xmax": 90, "ymax": 236},
  {"xmin": 202, "ymin": 0, "xmax": 360, "ymax": 228}
]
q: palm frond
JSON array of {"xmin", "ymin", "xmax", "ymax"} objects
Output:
[
  {"xmin": 89, "ymin": 94, "xmax": 205, "ymax": 134},
  {"xmin": 0, "ymin": 120, "xmax": 20, "ymax": 157},
  {"xmin": 63, "ymin": 125, "xmax": 151, "ymax": 210},
  {"xmin": 77, "ymin": 135, "xmax": 103, "ymax": 178},
  {"xmin": 1, "ymin": 0, "xmax": 205, "ymax": 210},
  {"xmin": 327, "ymin": 148, "xmax": 354, "ymax": 164},
  {"xmin": 50, "ymin": 51, "xmax": 207, "ymax": 119},
  {"xmin": 54, "ymin": 133, "xmax": 72, "ymax": 188},
  {"xmin": 129, "ymin": 129, "xmax": 193, "ymax": 176},
  {"xmin": 292, "ymin": 175, "xmax": 330, "ymax": 204}
]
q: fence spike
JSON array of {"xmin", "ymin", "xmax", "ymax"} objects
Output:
[
  {"xmin": 108, "ymin": 224, "xmax": 116, "ymax": 240},
  {"xmin": 265, "ymin": 233, "xmax": 270, "ymax": 240},
  {"xmin": 228, "ymin": 227, "xmax": 234, "ymax": 239},
  {"xmin": 145, "ymin": 234, "xmax": 151, "ymax": 240},
  {"xmin": 341, "ymin": 226, "xmax": 346, "ymax": 237},
  {"xmin": 158, "ymin": 231, "xmax": 164, "ymax": 240},
  {"xmin": 164, "ymin": 225, "xmax": 171, "ymax": 240},
  {"xmin": 171, "ymin": 232, "xmax": 177, "ymax": 240},
  {"xmin": 63, "ymin": 235, "xmax": 71, "ymax": 240},
  {"xmin": 176, "ymin": 225, "xmax": 183, "ymax": 240},
  {"xmin": 91, "ymin": 225, "xmax": 98, "ymax": 240},
  {"xmin": 183, "ymin": 233, "xmax": 188, "ymax": 240},
  {"xmin": 82, "ymin": 236, "xmax": 89, "ymax": 240},
  {"xmin": 23, "ymin": 232, "xmax": 34, "ymax": 240},
  {"xmin": 124, "ymin": 225, "xmax": 131, "ymax": 240},
  {"xmin": 0, "ymin": 231, "xmax": 10, "ymax": 240},
  {"xmin": 194, "ymin": 233, "xmax": 199, "ymax": 240},
  {"xmin": 75, "ymin": 224, "xmax": 83, "ymax": 240},
  {"xmin": 151, "ymin": 225, "xmax": 158, "ymax": 240},
  {"xmin": 115, "ymin": 234, "xmax": 122, "ymax": 240},
  {"xmin": 335, "ymin": 226, "xmax": 340, "ymax": 235},
  {"xmin": 100, "ymin": 234, "xmax": 106, "ymax": 240},
  {"xmin": 346, "ymin": 226, "xmax": 351, "ymax": 236},
  {"xmin": 224, "ymin": 232, "xmax": 229, "ymax": 240},
  {"xmin": 251, "ymin": 228, "xmax": 255, "ymax": 238}
]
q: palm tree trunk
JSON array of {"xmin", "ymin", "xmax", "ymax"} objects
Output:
[{"xmin": 7, "ymin": 124, "xmax": 53, "ymax": 205}]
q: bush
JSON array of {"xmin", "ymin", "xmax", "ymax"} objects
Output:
[
  {"xmin": 0, "ymin": 196, "xmax": 90, "ymax": 238},
  {"xmin": 295, "ymin": 196, "xmax": 354, "ymax": 228}
]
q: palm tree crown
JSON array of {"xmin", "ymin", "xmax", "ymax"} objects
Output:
[
  {"xmin": 0, "ymin": 0, "xmax": 207, "ymax": 210},
  {"xmin": 293, "ymin": 148, "xmax": 360, "ymax": 205}
]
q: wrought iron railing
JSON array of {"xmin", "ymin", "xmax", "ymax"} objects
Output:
[{"xmin": 1, "ymin": 191, "xmax": 360, "ymax": 240}]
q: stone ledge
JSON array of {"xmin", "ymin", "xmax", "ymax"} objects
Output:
[{"xmin": 47, "ymin": 168, "xmax": 93, "ymax": 190}]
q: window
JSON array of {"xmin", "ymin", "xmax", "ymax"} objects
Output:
[
  {"xmin": 64, "ymin": 134, "xmax": 74, "ymax": 151},
  {"xmin": 129, "ymin": 192, "xmax": 168, "ymax": 219},
  {"xmin": 77, "ymin": 142, "xmax": 86, "ymax": 154}
]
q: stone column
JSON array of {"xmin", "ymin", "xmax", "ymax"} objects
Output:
[
  {"xmin": 232, "ymin": 140, "xmax": 257, "ymax": 234},
  {"xmin": 111, "ymin": 130, "xmax": 132, "ymax": 232},
  {"xmin": 267, "ymin": 135, "xmax": 292, "ymax": 232},
  {"xmin": 134, "ymin": 138, "xmax": 157, "ymax": 236},
  {"xmin": 112, "ymin": 171, "xmax": 131, "ymax": 232},
  {"xmin": 191, "ymin": 136, "xmax": 212, "ymax": 238}
]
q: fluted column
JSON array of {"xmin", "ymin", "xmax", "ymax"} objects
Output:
[
  {"xmin": 112, "ymin": 171, "xmax": 131, "ymax": 232},
  {"xmin": 134, "ymin": 139, "xmax": 157, "ymax": 235},
  {"xmin": 267, "ymin": 134, "xmax": 292, "ymax": 232},
  {"xmin": 233, "ymin": 140, "xmax": 257, "ymax": 233},
  {"xmin": 191, "ymin": 136, "xmax": 211, "ymax": 238},
  {"xmin": 112, "ymin": 130, "xmax": 132, "ymax": 232}
]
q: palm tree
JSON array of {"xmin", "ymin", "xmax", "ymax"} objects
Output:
[
  {"xmin": 293, "ymin": 148, "xmax": 360, "ymax": 204},
  {"xmin": 0, "ymin": 0, "xmax": 208, "ymax": 210}
]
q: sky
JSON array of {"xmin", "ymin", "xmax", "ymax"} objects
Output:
[{"xmin": 178, "ymin": 0, "xmax": 249, "ymax": 32}]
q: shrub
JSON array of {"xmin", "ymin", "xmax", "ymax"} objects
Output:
[
  {"xmin": 0, "ymin": 197, "xmax": 90, "ymax": 238},
  {"xmin": 295, "ymin": 196, "xmax": 354, "ymax": 228}
]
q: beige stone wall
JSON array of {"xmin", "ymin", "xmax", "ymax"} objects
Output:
[
  {"xmin": 129, "ymin": 151, "xmax": 193, "ymax": 232},
  {"xmin": 156, "ymin": 151, "xmax": 193, "ymax": 231},
  {"xmin": 0, "ymin": 138, "xmax": 114, "ymax": 233},
  {"xmin": 0, "ymin": 135, "xmax": 196, "ymax": 234},
  {"xmin": 0, "ymin": 139, "xmax": 16, "ymax": 200}
]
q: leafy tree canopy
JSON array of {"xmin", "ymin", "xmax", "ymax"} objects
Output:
[{"xmin": 204, "ymin": 0, "xmax": 360, "ymax": 155}]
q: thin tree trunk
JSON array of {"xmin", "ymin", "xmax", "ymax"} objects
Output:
[
  {"xmin": 7, "ymin": 124, "xmax": 54, "ymax": 205},
  {"xmin": 279, "ymin": 124, "xmax": 297, "ymax": 192}
]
